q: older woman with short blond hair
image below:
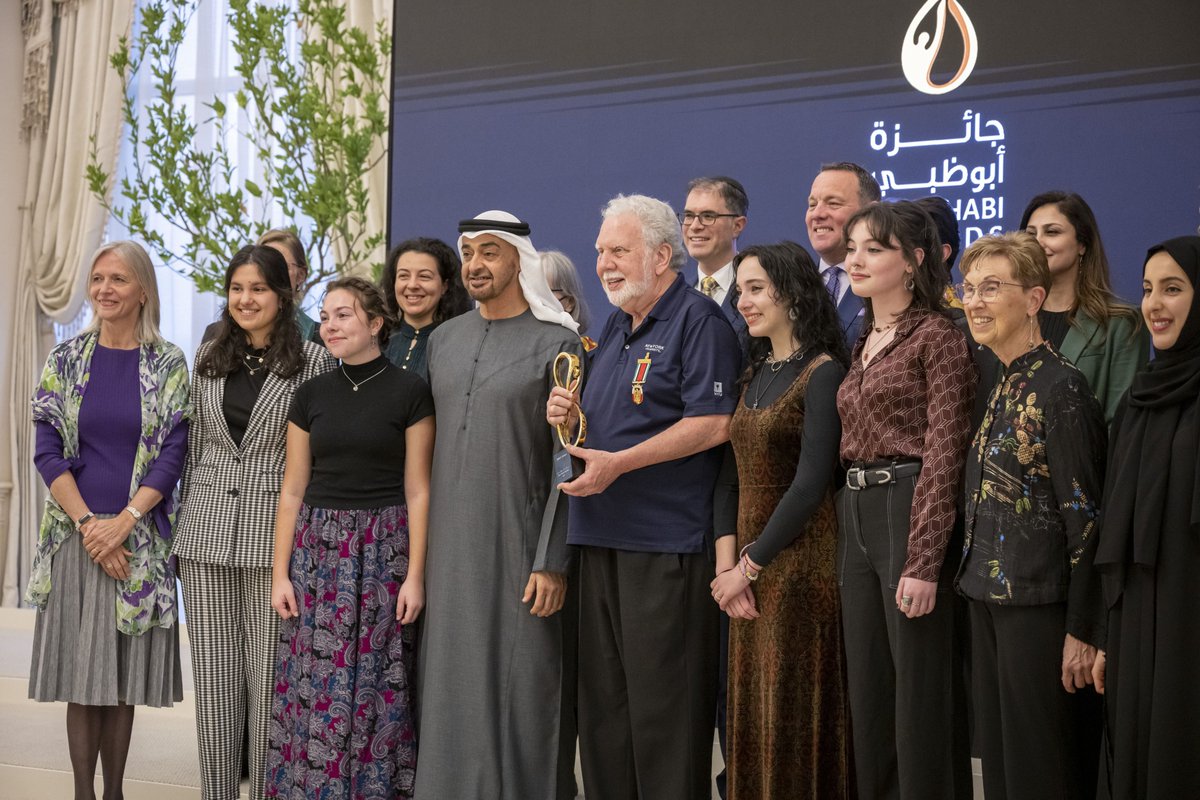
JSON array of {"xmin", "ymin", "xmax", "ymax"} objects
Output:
[{"xmin": 956, "ymin": 232, "xmax": 1106, "ymax": 800}]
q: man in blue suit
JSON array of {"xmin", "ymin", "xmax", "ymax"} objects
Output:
[
  {"xmin": 682, "ymin": 176, "xmax": 748, "ymax": 334},
  {"xmin": 806, "ymin": 162, "xmax": 881, "ymax": 349}
]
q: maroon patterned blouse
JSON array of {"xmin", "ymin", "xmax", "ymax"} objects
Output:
[{"xmin": 837, "ymin": 307, "xmax": 976, "ymax": 581}]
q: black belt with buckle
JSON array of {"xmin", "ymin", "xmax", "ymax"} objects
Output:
[{"xmin": 845, "ymin": 460, "xmax": 922, "ymax": 490}]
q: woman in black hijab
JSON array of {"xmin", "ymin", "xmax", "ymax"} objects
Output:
[{"xmin": 1091, "ymin": 236, "xmax": 1200, "ymax": 800}]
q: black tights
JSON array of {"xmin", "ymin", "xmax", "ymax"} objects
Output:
[{"xmin": 66, "ymin": 702, "xmax": 135, "ymax": 800}]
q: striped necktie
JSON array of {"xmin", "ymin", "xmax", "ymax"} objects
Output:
[{"xmin": 825, "ymin": 267, "xmax": 842, "ymax": 303}]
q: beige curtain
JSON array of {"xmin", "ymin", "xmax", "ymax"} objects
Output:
[
  {"xmin": 332, "ymin": 0, "xmax": 391, "ymax": 274},
  {"xmin": 4, "ymin": 0, "xmax": 133, "ymax": 606}
]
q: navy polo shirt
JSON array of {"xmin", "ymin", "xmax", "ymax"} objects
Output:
[{"xmin": 568, "ymin": 272, "xmax": 740, "ymax": 554}]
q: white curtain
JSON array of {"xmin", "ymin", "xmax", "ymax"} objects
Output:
[
  {"xmin": 4, "ymin": 0, "xmax": 134, "ymax": 606},
  {"xmin": 334, "ymin": 0, "xmax": 391, "ymax": 273}
]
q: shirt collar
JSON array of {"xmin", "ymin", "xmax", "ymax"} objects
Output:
[
  {"xmin": 1004, "ymin": 342, "xmax": 1052, "ymax": 375},
  {"xmin": 697, "ymin": 261, "xmax": 735, "ymax": 291},
  {"xmin": 617, "ymin": 272, "xmax": 688, "ymax": 332}
]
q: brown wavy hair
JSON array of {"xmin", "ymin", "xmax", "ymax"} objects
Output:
[
  {"xmin": 323, "ymin": 275, "xmax": 397, "ymax": 349},
  {"xmin": 842, "ymin": 200, "xmax": 950, "ymax": 328},
  {"xmin": 198, "ymin": 245, "xmax": 303, "ymax": 379},
  {"xmin": 1019, "ymin": 191, "xmax": 1140, "ymax": 328}
]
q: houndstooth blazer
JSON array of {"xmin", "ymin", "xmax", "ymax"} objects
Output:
[{"xmin": 173, "ymin": 340, "xmax": 335, "ymax": 569}]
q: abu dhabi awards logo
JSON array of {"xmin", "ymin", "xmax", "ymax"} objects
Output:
[{"xmin": 901, "ymin": 0, "xmax": 978, "ymax": 95}]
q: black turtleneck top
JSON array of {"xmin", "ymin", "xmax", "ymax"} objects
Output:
[{"xmin": 287, "ymin": 354, "xmax": 434, "ymax": 509}]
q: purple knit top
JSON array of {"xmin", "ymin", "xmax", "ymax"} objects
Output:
[{"xmin": 34, "ymin": 344, "xmax": 187, "ymax": 533}]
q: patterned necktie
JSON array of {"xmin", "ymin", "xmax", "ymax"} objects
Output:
[
  {"xmin": 700, "ymin": 276, "xmax": 719, "ymax": 299},
  {"xmin": 825, "ymin": 267, "xmax": 842, "ymax": 303}
]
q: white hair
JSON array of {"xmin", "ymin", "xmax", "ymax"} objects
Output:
[{"xmin": 601, "ymin": 194, "xmax": 686, "ymax": 272}]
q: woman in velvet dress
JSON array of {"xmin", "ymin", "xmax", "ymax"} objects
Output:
[
  {"xmin": 266, "ymin": 277, "xmax": 434, "ymax": 799},
  {"xmin": 174, "ymin": 245, "xmax": 334, "ymax": 800},
  {"xmin": 1092, "ymin": 236, "xmax": 1200, "ymax": 799},
  {"xmin": 27, "ymin": 241, "xmax": 188, "ymax": 799},
  {"xmin": 710, "ymin": 242, "xmax": 853, "ymax": 800},
  {"xmin": 379, "ymin": 237, "xmax": 471, "ymax": 380}
]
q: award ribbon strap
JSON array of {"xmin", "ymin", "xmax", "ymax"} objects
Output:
[{"xmin": 553, "ymin": 352, "xmax": 587, "ymax": 447}]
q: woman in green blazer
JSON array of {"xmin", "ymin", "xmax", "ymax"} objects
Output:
[{"xmin": 1021, "ymin": 191, "xmax": 1148, "ymax": 424}]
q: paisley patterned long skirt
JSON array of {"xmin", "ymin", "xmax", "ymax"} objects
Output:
[{"xmin": 265, "ymin": 503, "xmax": 416, "ymax": 800}]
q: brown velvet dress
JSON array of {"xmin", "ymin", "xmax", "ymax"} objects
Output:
[{"xmin": 727, "ymin": 356, "xmax": 854, "ymax": 800}]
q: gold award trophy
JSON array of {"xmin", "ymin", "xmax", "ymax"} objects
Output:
[{"xmin": 553, "ymin": 352, "xmax": 587, "ymax": 483}]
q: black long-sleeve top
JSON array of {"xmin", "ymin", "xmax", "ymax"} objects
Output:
[
  {"xmin": 714, "ymin": 355, "xmax": 845, "ymax": 567},
  {"xmin": 957, "ymin": 344, "xmax": 1107, "ymax": 645}
]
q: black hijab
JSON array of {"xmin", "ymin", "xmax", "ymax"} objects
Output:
[{"xmin": 1095, "ymin": 236, "xmax": 1200, "ymax": 605}]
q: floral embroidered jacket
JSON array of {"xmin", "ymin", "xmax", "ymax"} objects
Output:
[
  {"xmin": 26, "ymin": 332, "xmax": 191, "ymax": 635},
  {"xmin": 958, "ymin": 344, "xmax": 1107, "ymax": 644}
]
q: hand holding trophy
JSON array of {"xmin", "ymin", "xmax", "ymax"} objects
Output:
[{"xmin": 552, "ymin": 351, "xmax": 587, "ymax": 484}]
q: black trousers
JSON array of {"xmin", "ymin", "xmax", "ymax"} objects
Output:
[
  {"xmin": 715, "ymin": 613, "xmax": 728, "ymax": 800},
  {"xmin": 970, "ymin": 601, "xmax": 1101, "ymax": 800},
  {"xmin": 577, "ymin": 546, "xmax": 719, "ymax": 800},
  {"xmin": 836, "ymin": 475, "xmax": 971, "ymax": 800}
]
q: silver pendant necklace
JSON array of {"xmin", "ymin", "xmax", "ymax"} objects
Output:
[
  {"xmin": 750, "ymin": 349, "xmax": 805, "ymax": 409},
  {"xmin": 242, "ymin": 349, "xmax": 266, "ymax": 375},
  {"xmin": 341, "ymin": 363, "xmax": 387, "ymax": 392}
]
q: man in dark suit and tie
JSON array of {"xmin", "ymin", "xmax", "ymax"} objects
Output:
[
  {"xmin": 682, "ymin": 176, "xmax": 748, "ymax": 334},
  {"xmin": 681, "ymin": 175, "xmax": 748, "ymax": 800},
  {"xmin": 806, "ymin": 162, "xmax": 881, "ymax": 349}
]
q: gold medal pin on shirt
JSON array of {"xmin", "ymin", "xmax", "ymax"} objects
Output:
[{"xmin": 631, "ymin": 352, "xmax": 652, "ymax": 405}]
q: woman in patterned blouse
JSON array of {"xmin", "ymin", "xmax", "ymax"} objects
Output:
[
  {"xmin": 835, "ymin": 201, "xmax": 976, "ymax": 800},
  {"xmin": 956, "ymin": 232, "xmax": 1107, "ymax": 800}
]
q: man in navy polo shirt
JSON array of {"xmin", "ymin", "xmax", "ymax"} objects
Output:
[{"xmin": 547, "ymin": 193, "xmax": 740, "ymax": 800}]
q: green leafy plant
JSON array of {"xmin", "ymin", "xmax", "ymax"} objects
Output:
[{"xmin": 87, "ymin": 0, "xmax": 390, "ymax": 294}]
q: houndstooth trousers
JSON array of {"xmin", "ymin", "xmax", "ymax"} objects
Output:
[{"xmin": 179, "ymin": 559, "xmax": 278, "ymax": 800}]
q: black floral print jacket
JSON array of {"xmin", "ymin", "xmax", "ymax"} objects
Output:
[{"xmin": 958, "ymin": 344, "xmax": 1107, "ymax": 644}]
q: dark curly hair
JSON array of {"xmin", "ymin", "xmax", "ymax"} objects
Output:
[
  {"xmin": 733, "ymin": 241, "xmax": 850, "ymax": 389},
  {"xmin": 197, "ymin": 245, "xmax": 303, "ymax": 379},
  {"xmin": 842, "ymin": 201, "xmax": 950, "ymax": 328},
  {"xmin": 379, "ymin": 237, "xmax": 471, "ymax": 328},
  {"xmin": 323, "ymin": 275, "xmax": 397, "ymax": 350}
]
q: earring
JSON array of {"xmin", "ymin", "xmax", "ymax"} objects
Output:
[
  {"xmin": 904, "ymin": 273, "xmax": 915, "ymax": 292},
  {"xmin": 1028, "ymin": 315, "xmax": 1036, "ymax": 348},
  {"xmin": 788, "ymin": 307, "xmax": 799, "ymax": 320}
]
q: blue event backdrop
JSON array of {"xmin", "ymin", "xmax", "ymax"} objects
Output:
[{"xmin": 389, "ymin": 0, "xmax": 1200, "ymax": 330}]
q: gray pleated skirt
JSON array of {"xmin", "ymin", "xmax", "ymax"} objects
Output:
[{"xmin": 28, "ymin": 523, "xmax": 183, "ymax": 707}]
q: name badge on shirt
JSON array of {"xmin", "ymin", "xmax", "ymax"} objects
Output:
[{"xmin": 631, "ymin": 352, "xmax": 652, "ymax": 405}]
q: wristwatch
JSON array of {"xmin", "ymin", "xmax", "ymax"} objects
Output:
[
  {"xmin": 124, "ymin": 505, "xmax": 144, "ymax": 522},
  {"xmin": 75, "ymin": 512, "xmax": 95, "ymax": 530}
]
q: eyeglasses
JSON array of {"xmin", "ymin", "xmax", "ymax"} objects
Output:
[
  {"xmin": 953, "ymin": 280, "xmax": 1029, "ymax": 303},
  {"xmin": 678, "ymin": 211, "xmax": 741, "ymax": 227}
]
